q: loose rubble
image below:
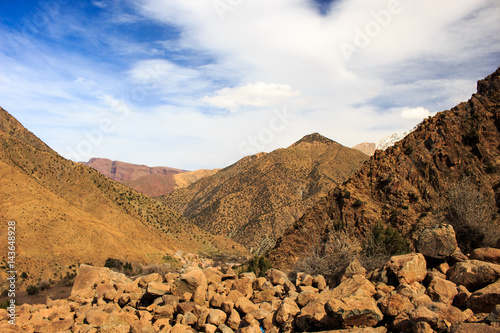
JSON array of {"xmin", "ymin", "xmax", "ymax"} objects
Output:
[{"xmin": 2, "ymin": 225, "xmax": 500, "ymax": 332}]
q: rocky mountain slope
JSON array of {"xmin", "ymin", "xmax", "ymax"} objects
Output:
[
  {"xmin": 353, "ymin": 126, "xmax": 418, "ymax": 156},
  {"xmin": 160, "ymin": 133, "xmax": 368, "ymax": 254},
  {"xmin": 269, "ymin": 68, "xmax": 500, "ymax": 270},
  {"xmin": 80, "ymin": 158, "xmax": 218, "ymax": 197},
  {"xmin": 0, "ymin": 107, "xmax": 247, "ymax": 284}
]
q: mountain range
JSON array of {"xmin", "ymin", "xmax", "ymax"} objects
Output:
[
  {"xmin": 268, "ymin": 68, "xmax": 500, "ymax": 269},
  {"xmin": 159, "ymin": 133, "xmax": 368, "ymax": 254}
]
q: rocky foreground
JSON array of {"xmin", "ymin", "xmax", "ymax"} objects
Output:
[{"xmin": 1, "ymin": 225, "xmax": 500, "ymax": 333}]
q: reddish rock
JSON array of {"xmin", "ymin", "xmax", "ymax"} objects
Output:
[
  {"xmin": 72, "ymin": 264, "xmax": 131, "ymax": 300},
  {"xmin": 450, "ymin": 322, "xmax": 500, "ymax": 333},
  {"xmin": 425, "ymin": 275, "xmax": 458, "ymax": 304},
  {"xmin": 417, "ymin": 224, "xmax": 458, "ymax": 260},
  {"xmin": 146, "ymin": 282, "xmax": 170, "ymax": 297},
  {"xmin": 378, "ymin": 293, "xmax": 415, "ymax": 317},
  {"xmin": 232, "ymin": 278, "xmax": 253, "ymax": 297},
  {"xmin": 226, "ymin": 309, "xmax": 241, "ymax": 330},
  {"xmin": 235, "ymin": 298, "xmax": 259, "ymax": 314},
  {"xmin": 325, "ymin": 294, "xmax": 383, "ymax": 328},
  {"xmin": 386, "ymin": 253, "xmax": 427, "ymax": 284},
  {"xmin": 447, "ymin": 260, "xmax": 500, "ymax": 291},
  {"xmin": 275, "ymin": 298, "xmax": 300, "ymax": 325},
  {"xmin": 468, "ymin": 279, "xmax": 500, "ymax": 313},
  {"xmin": 266, "ymin": 269, "xmax": 289, "ymax": 286},
  {"xmin": 207, "ymin": 309, "xmax": 227, "ymax": 326},
  {"xmin": 470, "ymin": 248, "xmax": 500, "ymax": 264}
]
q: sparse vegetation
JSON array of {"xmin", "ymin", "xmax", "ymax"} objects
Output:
[
  {"xmin": 242, "ymin": 255, "xmax": 271, "ymax": 277},
  {"xmin": 26, "ymin": 285, "xmax": 39, "ymax": 295},
  {"xmin": 445, "ymin": 178, "xmax": 497, "ymax": 253}
]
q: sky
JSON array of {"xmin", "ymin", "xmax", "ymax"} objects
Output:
[{"xmin": 0, "ymin": 0, "xmax": 499, "ymax": 170}]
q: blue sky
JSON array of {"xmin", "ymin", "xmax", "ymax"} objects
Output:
[{"xmin": 0, "ymin": 0, "xmax": 499, "ymax": 170}]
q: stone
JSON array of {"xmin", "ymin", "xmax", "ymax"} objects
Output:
[
  {"xmin": 450, "ymin": 322, "xmax": 500, "ymax": 333},
  {"xmin": 226, "ymin": 290, "xmax": 245, "ymax": 303},
  {"xmin": 417, "ymin": 224, "xmax": 458, "ymax": 259},
  {"xmin": 313, "ymin": 275, "xmax": 327, "ymax": 290},
  {"xmin": 204, "ymin": 324, "xmax": 217, "ymax": 333},
  {"xmin": 295, "ymin": 299, "xmax": 332, "ymax": 332},
  {"xmin": 218, "ymin": 323, "xmax": 234, "ymax": 333},
  {"xmin": 449, "ymin": 249, "xmax": 469, "ymax": 265},
  {"xmin": 325, "ymin": 294, "xmax": 383, "ymax": 328},
  {"xmin": 203, "ymin": 268, "xmax": 224, "ymax": 285},
  {"xmin": 171, "ymin": 323, "xmax": 195, "ymax": 333},
  {"xmin": 413, "ymin": 321, "xmax": 434, "ymax": 333},
  {"xmin": 162, "ymin": 294, "xmax": 180, "ymax": 308},
  {"xmin": 425, "ymin": 275, "xmax": 458, "ymax": 304},
  {"xmin": 470, "ymin": 248, "xmax": 500, "ymax": 264},
  {"xmin": 453, "ymin": 285, "xmax": 471, "ymax": 308},
  {"xmin": 85, "ymin": 309, "xmax": 110, "ymax": 327},
  {"xmin": 468, "ymin": 279, "xmax": 500, "ymax": 313},
  {"xmin": 100, "ymin": 314, "xmax": 130, "ymax": 333},
  {"xmin": 251, "ymin": 289, "xmax": 275, "ymax": 303},
  {"xmin": 447, "ymin": 260, "xmax": 500, "ymax": 291},
  {"xmin": 152, "ymin": 318, "xmax": 171, "ymax": 332},
  {"xmin": 232, "ymin": 278, "xmax": 253, "ymax": 297},
  {"xmin": 341, "ymin": 257, "xmax": 367, "ymax": 281},
  {"xmin": 130, "ymin": 321, "xmax": 156, "ymax": 333},
  {"xmin": 378, "ymin": 293, "xmax": 415, "ymax": 317},
  {"xmin": 409, "ymin": 306, "xmax": 439, "ymax": 327},
  {"xmin": 227, "ymin": 308, "xmax": 241, "ymax": 330},
  {"xmin": 154, "ymin": 305, "xmax": 175, "ymax": 319},
  {"xmin": 386, "ymin": 253, "xmax": 427, "ymax": 284},
  {"xmin": 331, "ymin": 274, "xmax": 377, "ymax": 299},
  {"xmin": 266, "ymin": 269, "xmax": 289, "ymax": 285},
  {"xmin": 221, "ymin": 301, "xmax": 234, "ymax": 314},
  {"xmin": 71, "ymin": 264, "xmax": 131, "ymax": 300},
  {"xmin": 296, "ymin": 290, "xmax": 317, "ymax": 307},
  {"xmin": 210, "ymin": 294, "xmax": 225, "ymax": 308},
  {"xmin": 206, "ymin": 309, "xmax": 227, "ymax": 326},
  {"xmin": 252, "ymin": 277, "xmax": 271, "ymax": 291},
  {"xmin": 486, "ymin": 305, "xmax": 500, "ymax": 327},
  {"xmin": 138, "ymin": 273, "xmax": 163, "ymax": 288},
  {"xmin": 146, "ymin": 282, "xmax": 170, "ymax": 297},
  {"xmin": 429, "ymin": 302, "xmax": 468, "ymax": 326},
  {"xmin": 181, "ymin": 312, "xmax": 197, "ymax": 326},
  {"xmin": 275, "ymin": 298, "xmax": 300, "ymax": 325},
  {"xmin": 235, "ymin": 297, "xmax": 259, "ymax": 314}
]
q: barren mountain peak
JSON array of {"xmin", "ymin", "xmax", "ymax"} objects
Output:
[{"xmin": 291, "ymin": 132, "xmax": 335, "ymax": 147}]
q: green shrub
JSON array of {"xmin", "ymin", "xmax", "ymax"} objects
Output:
[
  {"xmin": 26, "ymin": 285, "xmax": 39, "ymax": 295},
  {"xmin": 352, "ymin": 199, "xmax": 364, "ymax": 209},
  {"xmin": 244, "ymin": 255, "xmax": 272, "ymax": 277},
  {"xmin": 104, "ymin": 258, "xmax": 123, "ymax": 269}
]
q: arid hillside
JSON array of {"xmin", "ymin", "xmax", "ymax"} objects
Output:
[
  {"xmin": 269, "ymin": 68, "xmax": 500, "ymax": 269},
  {"xmin": 160, "ymin": 133, "xmax": 368, "ymax": 254},
  {"xmin": 0, "ymin": 107, "xmax": 248, "ymax": 285}
]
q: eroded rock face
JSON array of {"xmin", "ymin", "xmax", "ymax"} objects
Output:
[
  {"xmin": 470, "ymin": 248, "xmax": 500, "ymax": 264},
  {"xmin": 417, "ymin": 224, "xmax": 458, "ymax": 260},
  {"xmin": 71, "ymin": 264, "xmax": 131, "ymax": 300},
  {"xmin": 467, "ymin": 279, "xmax": 500, "ymax": 313}
]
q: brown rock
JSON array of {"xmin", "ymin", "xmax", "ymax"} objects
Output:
[
  {"xmin": 227, "ymin": 308, "xmax": 241, "ymax": 330},
  {"xmin": 146, "ymin": 282, "xmax": 170, "ymax": 297},
  {"xmin": 71, "ymin": 264, "xmax": 131, "ymax": 300},
  {"xmin": 203, "ymin": 267, "xmax": 224, "ymax": 285},
  {"xmin": 386, "ymin": 253, "xmax": 427, "ymax": 284},
  {"xmin": 341, "ymin": 257, "xmax": 367, "ymax": 281},
  {"xmin": 171, "ymin": 323, "xmax": 195, "ymax": 333},
  {"xmin": 232, "ymin": 278, "xmax": 253, "ymax": 297},
  {"xmin": 207, "ymin": 309, "xmax": 227, "ymax": 326},
  {"xmin": 251, "ymin": 289, "xmax": 275, "ymax": 304},
  {"xmin": 275, "ymin": 298, "xmax": 300, "ymax": 325},
  {"xmin": 181, "ymin": 312, "xmax": 197, "ymax": 325},
  {"xmin": 85, "ymin": 309, "xmax": 110, "ymax": 327},
  {"xmin": 210, "ymin": 294, "xmax": 225, "ymax": 308},
  {"xmin": 470, "ymin": 248, "xmax": 500, "ymax": 264},
  {"xmin": 450, "ymin": 322, "xmax": 500, "ymax": 333},
  {"xmin": 204, "ymin": 323, "xmax": 217, "ymax": 333},
  {"xmin": 453, "ymin": 285, "xmax": 471, "ymax": 308},
  {"xmin": 409, "ymin": 306, "xmax": 439, "ymax": 327},
  {"xmin": 378, "ymin": 293, "xmax": 415, "ymax": 317},
  {"xmin": 162, "ymin": 294, "xmax": 180, "ymax": 308},
  {"xmin": 296, "ymin": 290, "xmax": 317, "ymax": 307},
  {"xmin": 252, "ymin": 277, "xmax": 271, "ymax": 291},
  {"xmin": 447, "ymin": 260, "xmax": 500, "ymax": 291},
  {"xmin": 218, "ymin": 323, "xmax": 234, "ymax": 333},
  {"xmin": 100, "ymin": 314, "xmax": 130, "ymax": 333},
  {"xmin": 226, "ymin": 290, "xmax": 245, "ymax": 303},
  {"xmin": 266, "ymin": 269, "xmax": 289, "ymax": 285},
  {"xmin": 130, "ymin": 321, "xmax": 156, "ymax": 333},
  {"xmin": 413, "ymin": 321, "xmax": 435, "ymax": 333},
  {"xmin": 425, "ymin": 275, "xmax": 458, "ymax": 304},
  {"xmin": 312, "ymin": 275, "xmax": 327, "ymax": 290},
  {"xmin": 154, "ymin": 305, "xmax": 175, "ymax": 319},
  {"xmin": 417, "ymin": 224, "xmax": 458, "ymax": 259},
  {"xmin": 235, "ymin": 298, "xmax": 259, "ymax": 314},
  {"xmin": 138, "ymin": 273, "xmax": 163, "ymax": 288},
  {"xmin": 152, "ymin": 318, "xmax": 171, "ymax": 332},
  {"xmin": 295, "ymin": 299, "xmax": 333, "ymax": 332},
  {"xmin": 468, "ymin": 279, "xmax": 500, "ymax": 313},
  {"xmin": 331, "ymin": 274, "xmax": 377, "ymax": 299},
  {"xmin": 221, "ymin": 301, "xmax": 235, "ymax": 314},
  {"xmin": 325, "ymin": 294, "xmax": 383, "ymax": 328}
]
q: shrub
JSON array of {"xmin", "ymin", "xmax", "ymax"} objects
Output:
[
  {"xmin": 104, "ymin": 258, "xmax": 123, "ymax": 270},
  {"xmin": 21, "ymin": 272, "xmax": 28, "ymax": 279},
  {"xmin": 352, "ymin": 199, "xmax": 364, "ymax": 209},
  {"xmin": 26, "ymin": 285, "xmax": 39, "ymax": 295},
  {"xmin": 243, "ymin": 255, "xmax": 271, "ymax": 277},
  {"xmin": 445, "ymin": 178, "xmax": 496, "ymax": 253}
]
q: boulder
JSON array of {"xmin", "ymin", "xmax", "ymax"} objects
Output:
[
  {"xmin": 85, "ymin": 309, "xmax": 110, "ymax": 327},
  {"xmin": 425, "ymin": 275, "xmax": 458, "ymax": 304},
  {"xmin": 235, "ymin": 298, "xmax": 259, "ymax": 314},
  {"xmin": 450, "ymin": 322, "xmax": 500, "ymax": 333},
  {"xmin": 231, "ymin": 277, "xmax": 253, "ymax": 297},
  {"xmin": 467, "ymin": 279, "xmax": 500, "ymax": 313},
  {"xmin": 313, "ymin": 275, "xmax": 327, "ymax": 290},
  {"xmin": 453, "ymin": 285, "xmax": 471, "ymax": 308},
  {"xmin": 266, "ymin": 269, "xmax": 289, "ymax": 286},
  {"xmin": 386, "ymin": 253, "xmax": 427, "ymax": 284},
  {"xmin": 417, "ymin": 224, "xmax": 458, "ymax": 259},
  {"xmin": 275, "ymin": 298, "xmax": 300, "ymax": 325},
  {"xmin": 325, "ymin": 294, "xmax": 383, "ymax": 328},
  {"xmin": 71, "ymin": 264, "xmax": 131, "ymax": 300},
  {"xmin": 470, "ymin": 248, "xmax": 500, "ymax": 264},
  {"xmin": 296, "ymin": 290, "xmax": 317, "ymax": 307},
  {"xmin": 138, "ymin": 273, "xmax": 163, "ymax": 288},
  {"xmin": 100, "ymin": 314, "xmax": 130, "ymax": 333},
  {"xmin": 341, "ymin": 257, "xmax": 366, "ymax": 281},
  {"xmin": 295, "ymin": 299, "xmax": 332, "ymax": 332},
  {"xmin": 447, "ymin": 260, "xmax": 500, "ymax": 291},
  {"xmin": 331, "ymin": 274, "xmax": 377, "ymax": 299},
  {"xmin": 207, "ymin": 309, "xmax": 227, "ymax": 326},
  {"xmin": 378, "ymin": 293, "xmax": 415, "ymax": 317},
  {"xmin": 203, "ymin": 267, "xmax": 224, "ymax": 285},
  {"xmin": 251, "ymin": 289, "xmax": 275, "ymax": 304},
  {"xmin": 226, "ymin": 309, "xmax": 241, "ymax": 330},
  {"xmin": 146, "ymin": 282, "xmax": 170, "ymax": 297}
]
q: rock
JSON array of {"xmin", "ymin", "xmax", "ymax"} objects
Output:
[
  {"xmin": 162, "ymin": 294, "xmax": 180, "ymax": 308},
  {"xmin": 204, "ymin": 324, "xmax": 217, "ymax": 333},
  {"xmin": 226, "ymin": 290, "xmax": 245, "ymax": 303},
  {"xmin": 171, "ymin": 277, "xmax": 199, "ymax": 297},
  {"xmin": 275, "ymin": 298, "xmax": 300, "ymax": 325},
  {"xmin": 313, "ymin": 275, "xmax": 327, "ymax": 290},
  {"xmin": 341, "ymin": 257, "xmax": 367, "ymax": 281},
  {"xmin": 210, "ymin": 294, "xmax": 225, "ymax": 308},
  {"xmin": 235, "ymin": 298, "xmax": 259, "ymax": 314},
  {"xmin": 100, "ymin": 314, "xmax": 130, "ymax": 333},
  {"xmin": 203, "ymin": 267, "xmax": 224, "ymax": 285},
  {"xmin": 266, "ymin": 269, "xmax": 289, "ymax": 285},
  {"xmin": 470, "ymin": 248, "xmax": 500, "ymax": 264},
  {"xmin": 378, "ymin": 293, "xmax": 415, "ymax": 317},
  {"xmin": 486, "ymin": 305, "xmax": 500, "ymax": 327},
  {"xmin": 171, "ymin": 323, "xmax": 195, "ymax": 333},
  {"xmin": 138, "ymin": 273, "xmax": 163, "ymax": 288},
  {"xmin": 251, "ymin": 289, "xmax": 275, "ymax": 303},
  {"xmin": 449, "ymin": 248, "xmax": 469, "ymax": 265},
  {"xmin": 413, "ymin": 321, "xmax": 434, "ymax": 333},
  {"xmin": 181, "ymin": 312, "xmax": 198, "ymax": 326},
  {"xmin": 207, "ymin": 309, "xmax": 227, "ymax": 326},
  {"xmin": 325, "ymin": 294, "xmax": 383, "ymax": 328},
  {"xmin": 447, "ymin": 260, "xmax": 500, "ymax": 291},
  {"xmin": 232, "ymin": 277, "xmax": 253, "ymax": 297},
  {"xmin": 71, "ymin": 264, "xmax": 131, "ymax": 300},
  {"xmin": 417, "ymin": 224, "xmax": 458, "ymax": 259},
  {"xmin": 146, "ymin": 282, "xmax": 170, "ymax": 297},
  {"xmin": 331, "ymin": 274, "xmax": 377, "ymax": 299},
  {"xmin": 130, "ymin": 321, "xmax": 156, "ymax": 333},
  {"xmin": 239, "ymin": 272, "xmax": 256, "ymax": 280},
  {"xmin": 296, "ymin": 290, "xmax": 317, "ymax": 307},
  {"xmin": 218, "ymin": 323, "xmax": 234, "ymax": 333},
  {"xmin": 450, "ymin": 322, "xmax": 500, "ymax": 333},
  {"xmin": 425, "ymin": 275, "xmax": 458, "ymax": 304},
  {"xmin": 154, "ymin": 305, "xmax": 175, "ymax": 319},
  {"xmin": 386, "ymin": 253, "xmax": 427, "ymax": 284},
  {"xmin": 409, "ymin": 306, "xmax": 439, "ymax": 327},
  {"xmin": 453, "ymin": 285, "xmax": 471, "ymax": 308},
  {"xmin": 429, "ymin": 302, "xmax": 468, "ymax": 326},
  {"xmin": 152, "ymin": 318, "xmax": 171, "ymax": 332},
  {"xmin": 227, "ymin": 308, "xmax": 241, "ymax": 330},
  {"xmin": 221, "ymin": 301, "xmax": 234, "ymax": 314},
  {"xmin": 295, "ymin": 299, "xmax": 332, "ymax": 332},
  {"xmin": 253, "ymin": 277, "xmax": 272, "ymax": 291},
  {"xmin": 85, "ymin": 309, "xmax": 110, "ymax": 327},
  {"xmin": 467, "ymin": 279, "xmax": 500, "ymax": 313}
]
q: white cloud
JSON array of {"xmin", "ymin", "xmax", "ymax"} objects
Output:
[
  {"xmin": 203, "ymin": 82, "xmax": 301, "ymax": 112},
  {"xmin": 400, "ymin": 107, "xmax": 431, "ymax": 120}
]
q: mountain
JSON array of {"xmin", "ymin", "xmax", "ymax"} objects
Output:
[
  {"xmin": 353, "ymin": 126, "xmax": 419, "ymax": 156},
  {"xmin": 159, "ymin": 133, "xmax": 369, "ymax": 254},
  {"xmin": 80, "ymin": 158, "xmax": 217, "ymax": 197},
  {"xmin": 0, "ymin": 107, "xmax": 247, "ymax": 283},
  {"xmin": 269, "ymin": 68, "xmax": 500, "ymax": 269}
]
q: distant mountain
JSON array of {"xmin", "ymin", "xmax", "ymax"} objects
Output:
[
  {"xmin": 353, "ymin": 126, "xmax": 419, "ymax": 156},
  {"xmin": 269, "ymin": 68, "xmax": 500, "ymax": 269},
  {"xmin": 80, "ymin": 158, "xmax": 216, "ymax": 197},
  {"xmin": 159, "ymin": 133, "xmax": 369, "ymax": 254},
  {"xmin": 0, "ymin": 107, "xmax": 247, "ymax": 283}
]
